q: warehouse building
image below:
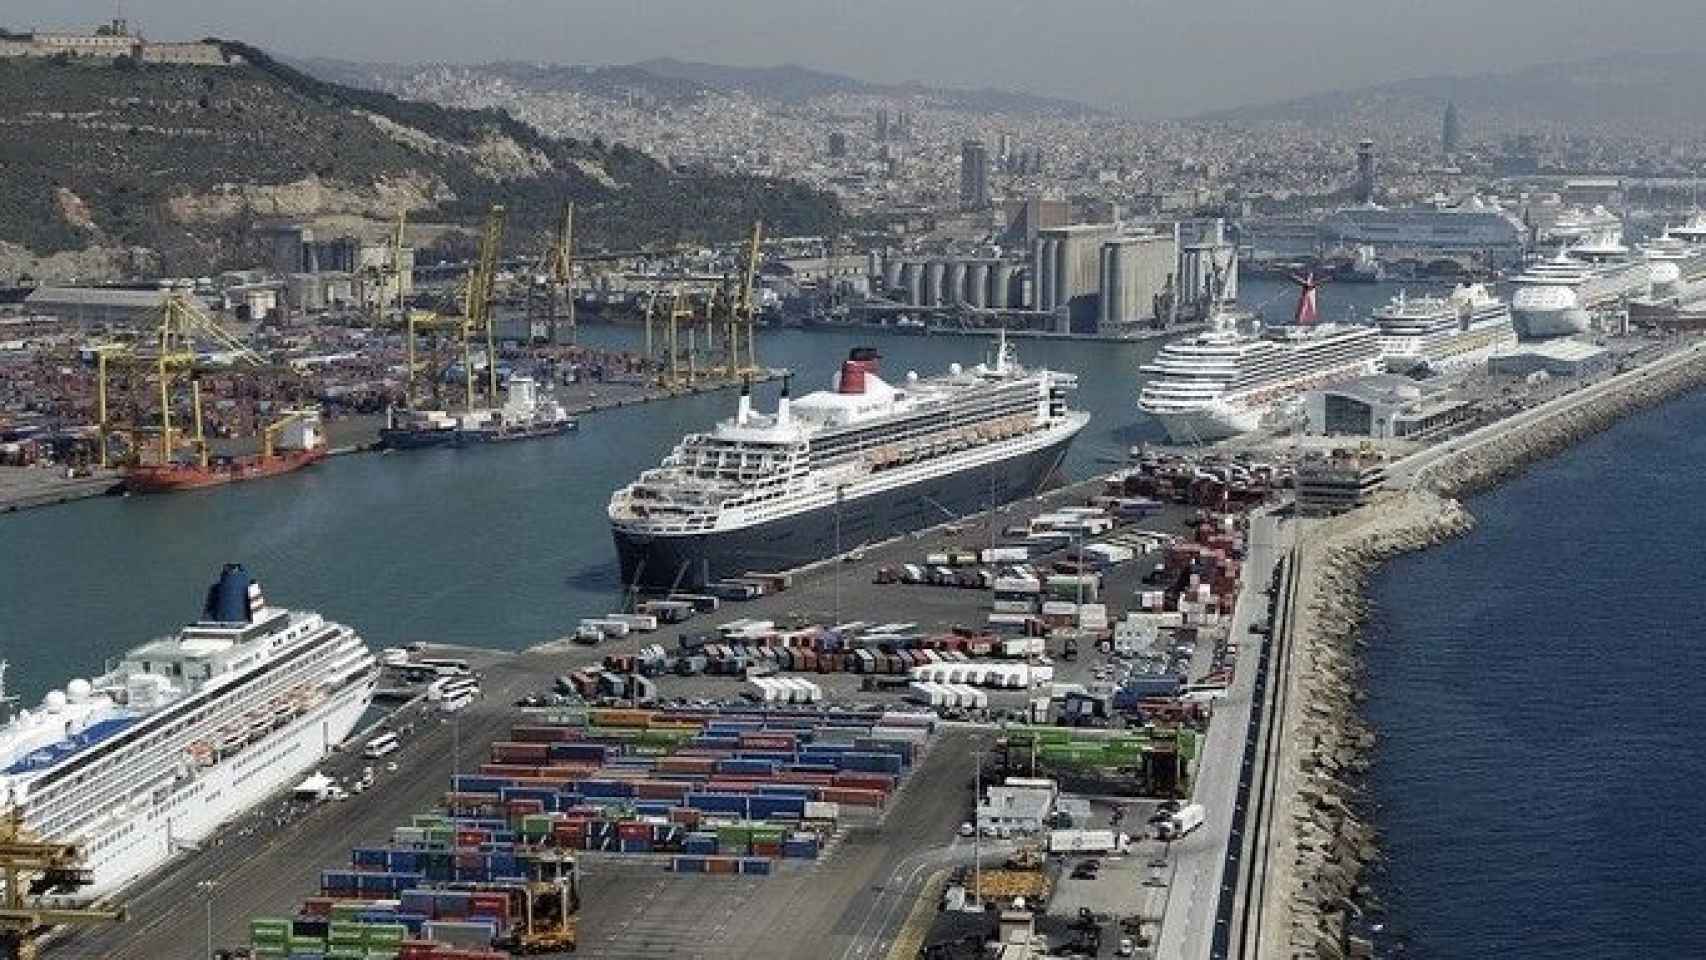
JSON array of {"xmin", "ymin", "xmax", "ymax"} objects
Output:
[
  {"xmin": 1487, "ymin": 340, "xmax": 1609, "ymax": 378},
  {"xmin": 976, "ymin": 776, "xmax": 1058, "ymax": 835},
  {"xmin": 23, "ymin": 286, "xmax": 171, "ymax": 326}
]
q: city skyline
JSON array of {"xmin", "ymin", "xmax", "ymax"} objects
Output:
[{"xmin": 2, "ymin": 0, "xmax": 1703, "ymax": 116}]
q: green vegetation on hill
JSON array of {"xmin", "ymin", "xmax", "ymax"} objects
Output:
[{"xmin": 0, "ymin": 43, "xmax": 845, "ymax": 275}]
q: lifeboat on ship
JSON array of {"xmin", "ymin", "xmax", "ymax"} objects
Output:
[{"xmin": 186, "ymin": 740, "xmax": 217, "ymax": 767}]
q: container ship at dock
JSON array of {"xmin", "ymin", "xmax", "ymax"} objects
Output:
[
  {"xmin": 0, "ymin": 564, "xmax": 376, "ymax": 901},
  {"xmin": 608, "ymin": 334, "xmax": 1088, "ymax": 590},
  {"xmin": 124, "ymin": 408, "xmax": 326, "ymax": 493}
]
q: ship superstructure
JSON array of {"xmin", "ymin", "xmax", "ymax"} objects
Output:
[
  {"xmin": 1374, "ymin": 284, "xmax": 1518, "ymax": 373},
  {"xmin": 1509, "ymin": 230, "xmax": 1651, "ymax": 337},
  {"xmin": 0, "ymin": 566, "xmax": 376, "ymax": 900},
  {"xmin": 1638, "ymin": 215, "xmax": 1706, "ymax": 303},
  {"xmin": 609, "ymin": 334, "xmax": 1087, "ymax": 589},
  {"xmin": 1138, "ymin": 307, "xmax": 1382, "ymax": 443}
]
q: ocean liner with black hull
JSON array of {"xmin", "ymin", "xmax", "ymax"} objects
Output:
[{"xmin": 609, "ymin": 335, "xmax": 1088, "ymax": 590}]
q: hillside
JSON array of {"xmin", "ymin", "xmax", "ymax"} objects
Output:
[
  {"xmin": 293, "ymin": 55, "xmax": 1101, "ymax": 116},
  {"xmin": 0, "ymin": 44, "xmax": 845, "ymax": 279},
  {"xmin": 1194, "ymin": 51, "xmax": 1706, "ymax": 138}
]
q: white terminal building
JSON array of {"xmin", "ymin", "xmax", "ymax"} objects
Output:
[
  {"xmin": 1304, "ymin": 375, "xmax": 1476, "ymax": 440},
  {"xmin": 976, "ymin": 776, "xmax": 1058, "ymax": 835}
]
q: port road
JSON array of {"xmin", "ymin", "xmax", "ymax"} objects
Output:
[
  {"xmin": 1388, "ymin": 338, "xmax": 1706, "ymax": 490},
  {"xmin": 1155, "ymin": 510, "xmax": 1289, "ymax": 960}
]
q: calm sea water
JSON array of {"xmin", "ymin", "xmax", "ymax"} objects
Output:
[
  {"xmin": 0, "ymin": 276, "xmax": 1401, "ymax": 704},
  {"xmin": 1364, "ymin": 388, "xmax": 1706, "ymax": 958}
]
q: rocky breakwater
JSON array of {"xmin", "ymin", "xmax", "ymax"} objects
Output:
[
  {"xmin": 1421, "ymin": 343, "xmax": 1706, "ymax": 497},
  {"xmin": 1265, "ymin": 491, "xmax": 1475, "ymax": 960}
]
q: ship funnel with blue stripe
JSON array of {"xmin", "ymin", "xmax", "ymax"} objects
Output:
[{"xmin": 202, "ymin": 563, "xmax": 264, "ymax": 623}]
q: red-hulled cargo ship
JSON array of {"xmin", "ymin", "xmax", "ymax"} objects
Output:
[
  {"xmin": 125, "ymin": 447, "xmax": 326, "ymax": 492},
  {"xmin": 125, "ymin": 408, "xmax": 327, "ymax": 493}
]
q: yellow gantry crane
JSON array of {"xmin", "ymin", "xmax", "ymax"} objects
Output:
[
  {"xmin": 465, "ymin": 204, "xmax": 507, "ymax": 410},
  {"xmin": 0, "ymin": 812, "xmax": 126, "ymax": 960},
  {"xmin": 531, "ymin": 200, "xmax": 576, "ymax": 345},
  {"xmin": 734, "ymin": 221, "xmax": 764, "ymax": 376},
  {"xmin": 92, "ymin": 291, "xmax": 265, "ymax": 469}
]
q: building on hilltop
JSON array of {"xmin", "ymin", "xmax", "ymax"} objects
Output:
[{"xmin": 0, "ymin": 20, "xmax": 234, "ymax": 66}]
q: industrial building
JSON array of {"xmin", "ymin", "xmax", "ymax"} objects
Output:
[
  {"xmin": 0, "ymin": 20, "xmax": 233, "ymax": 65},
  {"xmin": 1097, "ymin": 234, "xmax": 1175, "ymax": 329},
  {"xmin": 960, "ymin": 140, "xmax": 992, "ymax": 211},
  {"xmin": 1175, "ymin": 219, "xmax": 1239, "ymax": 319},
  {"xmin": 1304, "ymin": 375, "xmax": 1476, "ymax": 440},
  {"xmin": 1487, "ymin": 341, "xmax": 1610, "ymax": 378},
  {"xmin": 1034, "ymin": 224, "xmax": 1117, "ymax": 332},
  {"xmin": 889, "ymin": 256, "xmax": 1023, "ymax": 309},
  {"xmin": 1295, "ymin": 450, "xmax": 1387, "ymax": 517},
  {"xmin": 976, "ymin": 776, "xmax": 1058, "ymax": 835},
  {"xmin": 1002, "ymin": 196, "xmax": 1070, "ymax": 248},
  {"xmin": 22, "ymin": 285, "xmax": 171, "ymax": 326}
]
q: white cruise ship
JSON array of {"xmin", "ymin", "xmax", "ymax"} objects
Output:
[
  {"xmin": 1638, "ymin": 215, "xmax": 1706, "ymax": 302},
  {"xmin": 1539, "ymin": 205, "xmax": 1622, "ymax": 243},
  {"xmin": 1137, "ymin": 314, "xmax": 1382, "ymax": 443},
  {"xmin": 1374, "ymin": 284, "xmax": 1518, "ymax": 373},
  {"xmin": 0, "ymin": 566, "xmax": 376, "ymax": 901},
  {"xmin": 609, "ymin": 334, "xmax": 1088, "ymax": 589},
  {"xmin": 1509, "ymin": 231, "xmax": 1652, "ymax": 338}
]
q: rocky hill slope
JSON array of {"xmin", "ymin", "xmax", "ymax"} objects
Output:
[{"xmin": 0, "ymin": 42, "xmax": 845, "ymax": 280}]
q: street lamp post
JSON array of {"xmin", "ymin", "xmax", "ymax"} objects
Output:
[{"xmin": 197, "ymin": 878, "xmax": 219, "ymax": 960}]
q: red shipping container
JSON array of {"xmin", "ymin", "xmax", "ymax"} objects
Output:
[{"xmin": 617, "ymin": 821, "xmax": 652, "ymax": 839}]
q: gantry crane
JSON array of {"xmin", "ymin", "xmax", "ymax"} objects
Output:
[
  {"xmin": 528, "ymin": 200, "xmax": 575, "ymax": 345},
  {"xmin": 0, "ymin": 812, "xmax": 126, "ymax": 960},
  {"xmin": 91, "ymin": 291, "xmax": 265, "ymax": 469},
  {"xmin": 465, "ymin": 204, "xmax": 507, "ymax": 409},
  {"xmin": 734, "ymin": 221, "xmax": 764, "ymax": 376}
]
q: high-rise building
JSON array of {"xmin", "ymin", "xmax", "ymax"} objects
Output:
[
  {"xmin": 997, "ymin": 132, "xmax": 1014, "ymax": 169},
  {"xmin": 1442, "ymin": 101, "xmax": 1461, "ymax": 156},
  {"xmin": 960, "ymin": 140, "xmax": 991, "ymax": 211},
  {"xmin": 828, "ymin": 131, "xmax": 848, "ymax": 158},
  {"xmin": 875, "ymin": 109, "xmax": 889, "ymax": 142},
  {"xmin": 1355, "ymin": 140, "xmax": 1377, "ymax": 203}
]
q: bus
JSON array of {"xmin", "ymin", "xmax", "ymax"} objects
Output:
[
  {"xmin": 363, "ymin": 732, "xmax": 400, "ymax": 758},
  {"xmin": 416, "ymin": 658, "xmax": 471, "ymax": 677}
]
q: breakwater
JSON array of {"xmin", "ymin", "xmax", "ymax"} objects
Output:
[
  {"xmin": 1266, "ymin": 341, "xmax": 1706, "ymax": 956},
  {"xmin": 1419, "ymin": 343, "xmax": 1706, "ymax": 497}
]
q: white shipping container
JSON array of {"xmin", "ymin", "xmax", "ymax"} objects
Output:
[
  {"xmin": 993, "ymin": 600, "xmax": 1037, "ymax": 614},
  {"xmin": 803, "ymin": 800, "xmax": 840, "ymax": 821},
  {"xmin": 608, "ymin": 613, "xmax": 660, "ymax": 632}
]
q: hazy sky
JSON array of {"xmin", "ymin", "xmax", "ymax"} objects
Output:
[{"xmin": 4, "ymin": 0, "xmax": 1702, "ymax": 115}]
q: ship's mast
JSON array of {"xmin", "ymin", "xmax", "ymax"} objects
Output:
[{"xmin": 0, "ymin": 661, "xmax": 13, "ymax": 723}]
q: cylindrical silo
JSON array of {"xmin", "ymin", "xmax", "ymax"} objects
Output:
[
  {"xmin": 967, "ymin": 262, "xmax": 989, "ymax": 308},
  {"xmin": 1098, "ymin": 246, "xmax": 1114, "ymax": 329},
  {"xmin": 993, "ymin": 263, "xmax": 1017, "ymax": 308},
  {"xmin": 901, "ymin": 262, "xmax": 923, "ymax": 305},
  {"xmin": 1035, "ymin": 240, "xmax": 1054, "ymax": 310},
  {"xmin": 882, "ymin": 254, "xmax": 902, "ymax": 293},
  {"xmin": 924, "ymin": 260, "xmax": 946, "ymax": 307},
  {"xmin": 946, "ymin": 260, "xmax": 967, "ymax": 305},
  {"xmin": 1053, "ymin": 240, "xmax": 1069, "ymax": 310}
]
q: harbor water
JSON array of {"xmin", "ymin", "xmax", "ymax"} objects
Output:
[
  {"xmin": 1364, "ymin": 388, "xmax": 1706, "ymax": 958},
  {"xmin": 0, "ymin": 277, "xmax": 1401, "ymax": 703}
]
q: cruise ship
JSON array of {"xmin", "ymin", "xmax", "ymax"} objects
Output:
[
  {"xmin": 0, "ymin": 565, "xmax": 376, "ymax": 901},
  {"xmin": 1374, "ymin": 284, "xmax": 1518, "ymax": 373},
  {"xmin": 1509, "ymin": 231, "xmax": 1652, "ymax": 338},
  {"xmin": 1638, "ymin": 215, "xmax": 1706, "ymax": 302},
  {"xmin": 1538, "ymin": 205, "xmax": 1622, "ymax": 243},
  {"xmin": 1320, "ymin": 197, "xmax": 1527, "ymax": 263},
  {"xmin": 1137, "ymin": 314, "xmax": 1382, "ymax": 443},
  {"xmin": 609, "ymin": 335, "xmax": 1088, "ymax": 589}
]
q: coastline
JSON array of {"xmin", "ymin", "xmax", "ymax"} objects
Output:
[{"xmin": 1261, "ymin": 338, "xmax": 1706, "ymax": 956}]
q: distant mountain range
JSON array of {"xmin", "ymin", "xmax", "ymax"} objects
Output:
[
  {"xmin": 293, "ymin": 55, "xmax": 1102, "ymax": 116},
  {"xmin": 1195, "ymin": 51, "xmax": 1706, "ymax": 136}
]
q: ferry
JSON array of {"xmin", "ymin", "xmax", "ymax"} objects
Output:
[
  {"xmin": 0, "ymin": 565, "xmax": 376, "ymax": 901},
  {"xmin": 609, "ymin": 334, "xmax": 1087, "ymax": 589}
]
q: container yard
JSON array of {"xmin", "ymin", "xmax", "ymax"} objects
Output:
[{"xmin": 38, "ymin": 457, "xmax": 1279, "ymax": 960}]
